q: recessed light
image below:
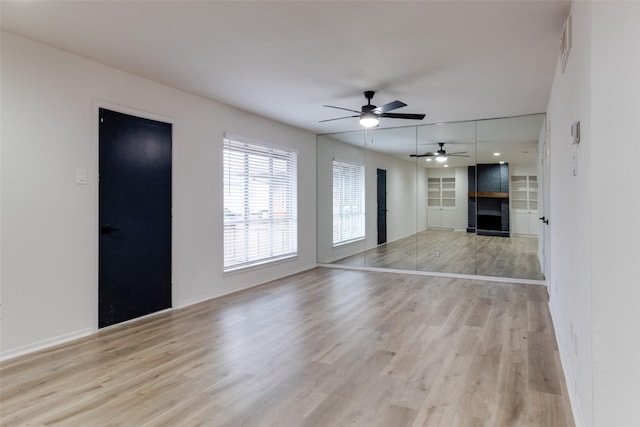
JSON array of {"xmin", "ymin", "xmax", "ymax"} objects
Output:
[
  {"xmin": 444, "ymin": 164, "xmax": 449, "ymax": 168},
  {"xmin": 499, "ymin": 161, "xmax": 505, "ymax": 164},
  {"xmin": 493, "ymin": 152, "xmax": 500, "ymax": 156},
  {"xmin": 426, "ymin": 158, "xmax": 432, "ymax": 162}
]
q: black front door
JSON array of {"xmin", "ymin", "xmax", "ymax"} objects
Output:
[
  {"xmin": 377, "ymin": 168, "xmax": 387, "ymax": 245},
  {"xmin": 99, "ymin": 108, "xmax": 172, "ymax": 328}
]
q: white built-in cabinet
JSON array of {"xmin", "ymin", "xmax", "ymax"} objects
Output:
[
  {"xmin": 427, "ymin": 177, "xmax": 456, "ymax": 229},
  {"xmin": 510, "ymin": 175, "xmax": 538, "ymax": 235}
]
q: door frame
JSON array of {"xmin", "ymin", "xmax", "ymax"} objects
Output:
[
  {"xmin": 92, "ymin": 100, "xmax": 177, "ymax": 331},
  {"xmin": 376, "ymin": 168, "xmax": 387, "ymax": 245},
  {"xmin": 538, "ymin": 118, "xmax": 551, "ymax": 280}
]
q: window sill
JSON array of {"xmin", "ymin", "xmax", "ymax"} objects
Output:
[
  {"xmin": 223, "ymin": 254, "xmax": 299, "ymax": 276},
  {"xmin": 332, "ymin": 238, "xmax": 365, "ymax": 249}
]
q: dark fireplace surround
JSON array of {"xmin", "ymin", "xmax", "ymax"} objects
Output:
[{"xmin": 467, "ymin": 164, "xmax": 510, "ymax": 237}]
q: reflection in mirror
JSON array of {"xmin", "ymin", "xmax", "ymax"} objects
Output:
[
  {"xmin": 317, "ymin": 127, "xmax": 420, "ymax": 270},
  {"xmin": 317, "ymin": 113, "xmax": 546, "ymax": 281},
  {"xmin": 416, "ymin": 121, "xmax": 477, "ymax": 275},
  {"xmin": 363, "ymin": 127, "xmax": 419, "ymax": 271},
  {"xmin": 317, "ymin": 132, "xmax": 366, "ymax": 266},
  {"xmin": 474, "ymin": 115, "xmax": 544, "ymax": 279}
]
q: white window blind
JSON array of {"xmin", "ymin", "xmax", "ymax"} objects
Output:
[
  {"xmin": 223, "ymin": 136, "xmax": 297, "ymax": 271},
  {"xmin": 332, "ymin": 160, "xmax": 365, "ymax": 246}
]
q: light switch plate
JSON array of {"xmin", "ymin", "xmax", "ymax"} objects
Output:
[
  {"xmin": 571, "ymin": 121, "xmax": 580, "ymax": 145},
  {"xmin": 76, "ymin": 168, "xmax": 87, "ymax": 185}
]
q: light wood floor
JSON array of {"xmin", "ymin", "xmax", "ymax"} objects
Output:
[
  {"xmin": 0, "ymin": 268, "xmax": 573, "ymax": 426},
  {"xmin": 334, "ymin": 229, "xmax": 544, "ymax": 280}
]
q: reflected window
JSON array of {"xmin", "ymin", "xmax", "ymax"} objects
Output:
[
  {"xmin": 332, "ymin": 160, "xmax": 365, "ymax": 246},
  {"xmin": 223, "ymin": 135, "xmax": 298, "ymax": 271}
]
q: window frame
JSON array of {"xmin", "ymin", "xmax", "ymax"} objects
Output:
[
  {"xmin": 223, "ymin": 134, "xmax": 298, "ymax": 272},
  {"xmin": 332, "ymin": 159, "xmax": 366, "ymax": 247}
]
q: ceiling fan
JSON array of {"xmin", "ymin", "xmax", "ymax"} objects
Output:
[
  {"xmin": 410, "ymin": 142, "xmax": 470, "ymax": 162},
  {"xmin": 320, "ymin": 91, "xmax": 426, "ymax": 128}
]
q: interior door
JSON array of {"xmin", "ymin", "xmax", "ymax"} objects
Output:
[
  {"xmin": 99, "ymin": 108, "xmax": 172, "ymax": 328},
  {"xmin": 377, "ymin": 168, "xmax": 387, "ymax": 245}
]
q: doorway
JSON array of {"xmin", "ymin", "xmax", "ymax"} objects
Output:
[
  {"xmin": 98, "ymin": 108, "xmax": 172, "ymax": 328},
  {"xmin": 377, "ymin": 168, "xmax": 387, "ymax": 245}
]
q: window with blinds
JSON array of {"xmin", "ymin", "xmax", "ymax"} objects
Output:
[
  {"xmin": 332, "ymin": 160, "xmax": 365, "ymax": 246},
  {"xmin": 223, "ymin": 136, "xmax": 298, "ymax": 271}
]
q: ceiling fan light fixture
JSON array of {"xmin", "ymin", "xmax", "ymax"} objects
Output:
[
  {"xmin": 359, "ymin": 112, "xmax": 379, "ymax": 128},
  {"xmin": 321, "ymin": 91, "xmax": 425, "ymax": 126},
  {"xmin": 435, "ymin": 155, "xmax": 447, "ymax": 162}
]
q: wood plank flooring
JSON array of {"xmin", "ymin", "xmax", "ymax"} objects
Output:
[
  {"xmin": 334, "ymin": 229, "xmax": 544, "ymax": 280},
  {"xmin": 0, "ymin": 268, "xmax": 573, "ymax": 426}
]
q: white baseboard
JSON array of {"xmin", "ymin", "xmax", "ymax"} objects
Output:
[
  {"xmin": 549, "ymin": 302, "xmax": 586, "ymax": 427},
  {"xmin": 317, "ymin": 263, "xmax": 545, "ymax": 286},
  {"xmin": 0, "ymin": 327, "xmax": 94, "ymax": 362},
  {"xmin": 177, "ymin": 264, "xmax": 318, "ymax": 309},
  {"xmin": 177, "ymin": 285, "xmax": 253, "ymax": 309},
  {"xmin": 1, "ymin": 264, "xmax": 319, "ymax": 362}
]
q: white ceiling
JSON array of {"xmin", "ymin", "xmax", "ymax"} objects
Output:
[{"xmin": 1, "ymin": 0, "xmax": 569, "ymax": 136}]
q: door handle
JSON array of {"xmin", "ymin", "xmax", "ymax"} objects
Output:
[
  {"xmin": 539, "ymin": 216, "xmax": 549, "ymax": 225},
  {"xmin": 101, "ymin": 225, "xmax": 121, "ymax": 235}
]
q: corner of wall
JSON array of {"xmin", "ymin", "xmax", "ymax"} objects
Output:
[{"xmin": 544, "ymin": 1, "xmax": 593, "ymax": 425}]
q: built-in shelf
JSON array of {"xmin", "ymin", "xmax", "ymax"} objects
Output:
[
  {"xmin": 428, "ymin": 177, "xmax": 456, "ymax": 207},
  {"xmin": 511, "ymin": 175, "xmax": 538, "ymax": 235},
  {"xmin": 510, "ymin": 175, "xmax": 538, "ymax": 211},
  {"xmin": 428, "ymin": 177, "xmax": 455, "ymax": 229}
]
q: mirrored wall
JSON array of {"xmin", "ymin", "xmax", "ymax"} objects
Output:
[{"xmin": 317, "ymin": 114, "xmax": 545, "ymax": 280}]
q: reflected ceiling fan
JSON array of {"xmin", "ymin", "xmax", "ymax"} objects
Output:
[
  {"xmin": 320, "ymin": 91, "xmax": 426, "ymax": 128},
  {"xmin": 410, "ymin": 142, "xmax": 470, "ymax": 162}
]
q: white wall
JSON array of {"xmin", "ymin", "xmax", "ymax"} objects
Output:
[
  {"xmin": 316, "ymin": 135, "xmax": 425, "ymax": 262},
  {"xmin": 0, "ymin": 32, "xmax": 317, "ymax": 359},
  {"xmin": 590, "ymin": 2, "xmax": 640, "ymax": 426},
  {"xmin": 316, "ymin": 135, "xmax": 366, "ymax": 263},
  {"xmin": 454, "ymin": 167, "xmax": 469, "ymax": 232},
  {"xmin": 365, "ymin": 150, "xmax": 426, "ymax": 250},
  {"xmin": 509, "ymin": 163, "xmax": 537, "ymax": 177},
  {"xmin": 546, "ymin": 2, "xmax": 593, "ymax": 426},
  {"xmin": 546, "ymin": 2, "xmax": 640, "ymax": 426}
]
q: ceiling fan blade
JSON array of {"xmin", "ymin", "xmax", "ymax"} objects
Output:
[
  {"xmin": 448, "ymin": 154, "xmax": 471, "ymax": 157},
  {"xmin": 447, "ymin": 151, "xmax": 469, "ymax": 155},
  {"xmin": 409, "ymin": 152, "xmax": 435, "ymax": 157},
  {"xmin": 323, "ymin": 105, "xmax": 362, "ymax": 114},
  {"xmin": 318, "ymin": 115, "xmax": 359, "ymax": 123},
  {"xmin": 380, "ymin": 112, "xmax": 426, "ymax": 120},
  {"xmin": 373, "ymin": 100, "xmax": 406, "ymax": 114}
]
